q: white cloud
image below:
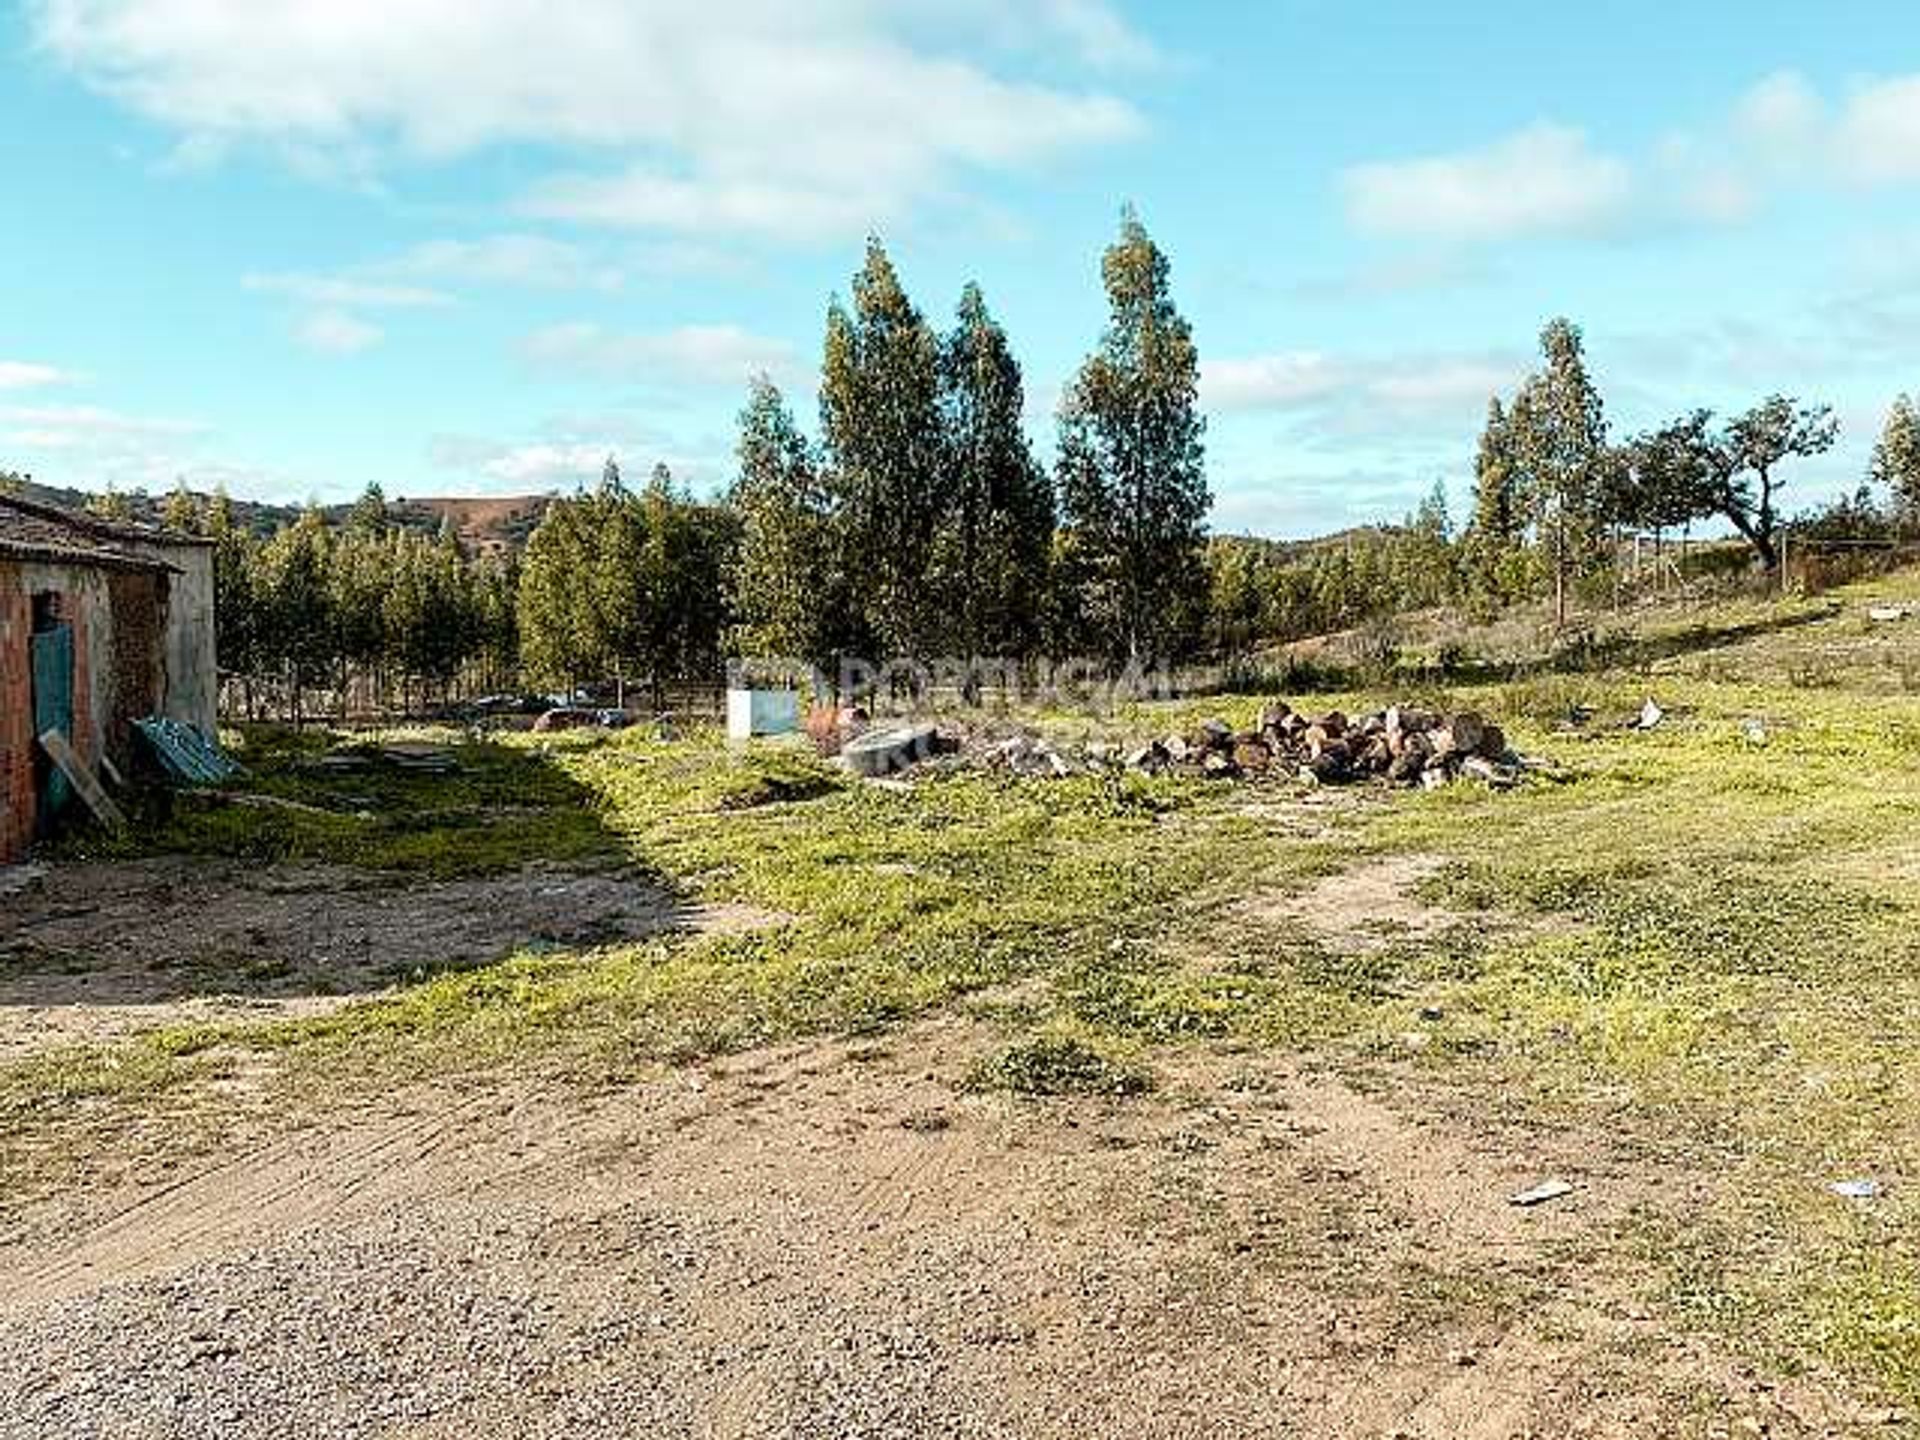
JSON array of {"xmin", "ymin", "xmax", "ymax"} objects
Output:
[
  {"xmin": 521, "ymin": 322, "xmax": 803, "ymax": 387},
  {"xmin": 1, "ymin": 402, "xmax": 218, "ymax": 492},
  {"xmin": 1204, "ymin": 349, "xmax": 1526, "ymax": 421},
  {"xmin": 296, "ymin": 309, "xmax": 384, "ymax": 354},
  {"xmin": 952, "ymin": 0, "xmax": 1161, "ymax": 72},
  {"xmin": 518, "ymin": 173, "xmax": 893, "ymax": 242},
  {"xmin": 1, "ymin": 403, "xmax": 204, "ymax": 445},
  {"xmin": 243, "ymin": 272, "xmax": 451, "ymax": 309},
  {"xmin": 1022, "ymin": 0, "xmax": 1159, "ymax": 70},
  {"xmin": 1838, "ymin": 74, "xmax": 1920, "ymax": 184},
  {"xmin": 0, "ymin": 360, "xmax": 77, "ymax": 390},
  {"xmin": 1208, "ymin": 464, "xmax": 1442, "ymax": 539},
  {"xmin": 244, "ymin": 236, "xmax": 621, "ymax": 355},
  {"xmin": 32, "ymin": 0, "xmax": 1145, "ymax": 242},
  {"xmin": 1731, "ymin": 70, "xmax": 1825, "ymax": 152},
  {"xmin": 1657, "ymin": 70, "xmax": 1920, "ymax": 222},
  {"xmin": 1203, "ymin": 353, "xmax": 1345, "ymax": 410},
  {"xmin": 1341, "ymin": 70, "xmax": 1920, "ymax": 252},
  {"xmin": 433, "ymin": 438, "xmax": 611, "ymax": 489},
  {"xmin": 1341, "ymin": 124, "xmax": 1632, "ymax": 242},
  {"xmin": 384, "ymin": 234, "xmax": 621, "ymax": 290}
]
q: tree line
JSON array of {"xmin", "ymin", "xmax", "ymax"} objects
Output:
[
  {"xmin": 61, "ymin": 258, "xmax": 1920, "ymax": 711},
  {"xmin": 167, "ymin": 485, "xmax": 519, "ymax": 721},
  {"xmin": 727, "ymin": 209, "xmax": 1207, "ymax": 683},
  {"xmin": 145, "ymin": 210, "xmax": 1211, "ymax": 714},
  {"xmin": 1462, "ymin": 317, "xmax": 1920, "ymax": 624}
]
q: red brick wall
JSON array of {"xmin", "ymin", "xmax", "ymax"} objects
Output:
[
  {"xmin": 0, "ymin": 577, "xmax": 99, "ymax": 864},
  {"xmin": 0, "ymin": 572, "xmax": 32, "ymax": 864}
]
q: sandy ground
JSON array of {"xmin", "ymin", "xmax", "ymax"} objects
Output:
[
  {"xmin": 0, "ymin": 1030, "xmax": 1891, "ymax": 1437},
  {"xmin": 0, "ymin": 857, "xmax": 1895, "ymax": 1438},
  {"xmin": 0, "ymin": 859, "xmax": 775, "ymax": 1060}
]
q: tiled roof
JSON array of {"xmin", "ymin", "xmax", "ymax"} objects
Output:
[{"xmin": 0, "ymin": 493, "xmax": 185, "ymax": 572}]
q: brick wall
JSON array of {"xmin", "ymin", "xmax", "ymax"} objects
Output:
[
  {"xmin": 0, "ymin": 571, "xmax": 32, "ymax": 864},
  {"xmin": 0, "ymin": 574, "xmax": 102, "ymax": 865}
]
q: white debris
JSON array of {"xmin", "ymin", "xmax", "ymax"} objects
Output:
[
  {"xmin": 1829, "ymin": 1178, "xmax": 1882, "ymax": 1201},
  {"xmin": 1508, "ymin": 1179, "xmax": 1575, "ymax": 1207}
]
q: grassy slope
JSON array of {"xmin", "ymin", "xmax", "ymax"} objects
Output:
[{"xmin": 6, "ymin": 566, "xmax": 1920, "ymax": 1400}]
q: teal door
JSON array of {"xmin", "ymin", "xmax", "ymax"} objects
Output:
[{"xmin": 31, "ymin": 623, "xmax": 74, "ymax": 824}]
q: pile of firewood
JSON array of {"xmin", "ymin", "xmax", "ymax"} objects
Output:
[
  {"xmin": 1126, "ymin": 701, "xmax": 1520, "ymax": 788},
  {"xmin": 825, "ymin": 700, "xmax": 1525, "ymax": 791}
]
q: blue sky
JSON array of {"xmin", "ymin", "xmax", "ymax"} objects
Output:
[{"xmin": 3, "ymin": 1, "xmax": 1917, "ymax": 536}]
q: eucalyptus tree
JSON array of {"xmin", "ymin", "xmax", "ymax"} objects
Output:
[
  {"xmin": 819, "ymin": 239, "xmax": 946, "ymax": 663},
  {"xmin": 936, "ymin": 282, "xmax": 1053, "ymax": 682},
  {"xmin": 1506, "ymin": 318, "xmax": 1609, "ymax": 627},
  {"xmin": 1055, "ymin": 208, "xmax": 1209, "ymax": 665},
  {"xmin": 1870, "ymin": 393, "xmax": 1920, "ymax": 524},
  {"xmin": 730, "ymin": 375, "xmax": 848, "ymax": 675}
]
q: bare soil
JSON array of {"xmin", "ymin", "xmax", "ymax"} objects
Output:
[
  {"xmin": 0, "ymin": 858, "xmax": 776, "ymax": 1060},
  {"xmin": 0, "ymin": 1017, "xmax": 1881, "ymax": 1439},
  {"xmin": 0, "ymin": 852, "xmax": 1896, "ymax": 1438},
  {"xmin": 1245, "ymin": 852, "xmax": 1456, "ymax": 952}
]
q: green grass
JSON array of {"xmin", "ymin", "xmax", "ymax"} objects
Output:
[
  {"xmin": 965, "ymin": 1029, "xmax": 1154, "ymax": 1097},
  {"xmin": 8, "ymin": 566, "xmax": 1920, "ymax": 1406},
  {"xmin": 53, "ymin": 724, "xmax": 621, "ymax": 877}
]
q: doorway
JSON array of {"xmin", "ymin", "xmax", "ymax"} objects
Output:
[{"xmin": 29, "ymin": 591, "xmax": 74, "ymax": 829}]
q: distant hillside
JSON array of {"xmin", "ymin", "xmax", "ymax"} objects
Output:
[
  {"xmin": 1208, "ymin": 524, "xmax": 1412, "ymax": 563},
  {"xmin": 3, "ymin": 477, "xmax": 556, "ymax": 555},
  {"xmin": 391, "ymin": 495, "xmax": 553, "ymax": 556}
]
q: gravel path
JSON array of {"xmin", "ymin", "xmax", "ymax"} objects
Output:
[{"xmin": 0, "ymin": 1023, "xmax": 1883, "ymax": 1438}]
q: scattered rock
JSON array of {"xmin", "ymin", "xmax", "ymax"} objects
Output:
[
  {"xmin": 1125, "ymin": 740, "xmax": 1170, "ymax": 774},
  {"xmin": 1449, "ymin": 711, "xmax": 1488, "ymax": 756},
  {"xmin": 841, "ymin": 724, "xmax": 943, "ymax": 778}
]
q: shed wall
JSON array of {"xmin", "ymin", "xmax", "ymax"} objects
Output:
[
  {"xmin": 0, "ymin": 569, "xmax": 32, "ymax": 863},
  {"xmin": 1, "ymin": 559, "xmax": 112, "ymax": 863},
  {"xmin": 124, "ymin": 539, "xmax": 217, "ymax": 734}
]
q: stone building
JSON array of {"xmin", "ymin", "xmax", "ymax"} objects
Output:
[{"xmin": 0, "ymin": 493, "xmax": 216, "ymax": 863}]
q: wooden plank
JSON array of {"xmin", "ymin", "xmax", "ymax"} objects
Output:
[
  {"xmin": 37, "ymin": 730, "xmax": 127, "ymax": 831},
  {"xmin": 97, "ymin": 751, "xmax": 127, "ymax": 790}
]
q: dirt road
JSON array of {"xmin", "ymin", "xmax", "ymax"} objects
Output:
[{"xmin": 0, "ymin": 1017, "xmax": 1878, "ymax": 1439}]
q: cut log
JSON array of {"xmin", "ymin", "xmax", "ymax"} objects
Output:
[{"xmin": 1449, "ymin": 712, "xmax": 1488, "ymax": 756}]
